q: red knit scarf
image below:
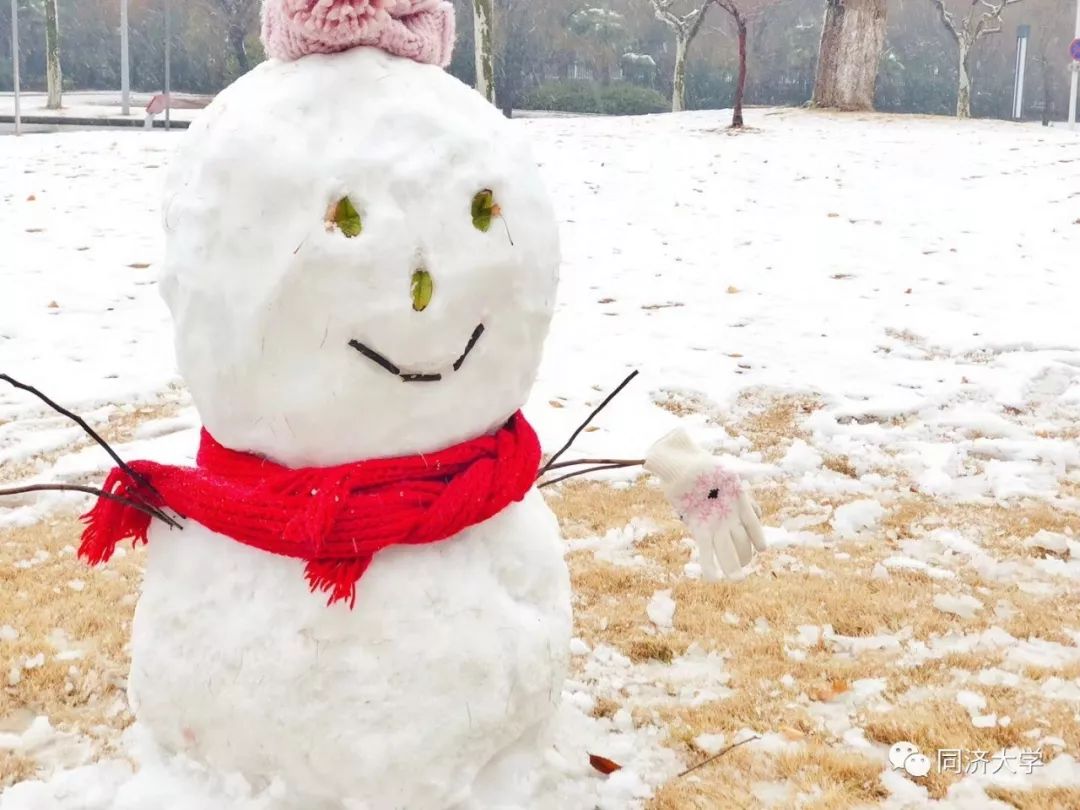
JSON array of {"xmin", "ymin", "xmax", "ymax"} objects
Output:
[{"xmin": 79, "ymin": 412, "xmax": 541, "ymax": 607}]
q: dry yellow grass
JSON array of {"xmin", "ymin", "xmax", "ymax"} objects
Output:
[
  {"xmin": 0, "ymin": 512, "xmax": 143, "ymax": 787},
  {"xmin": 2, "ymin": 390, "xmax": 1078, "ymax": 809},
  {"xmin": 544, "ymin": 381, "xmax": 1080, "ymax": 809}
]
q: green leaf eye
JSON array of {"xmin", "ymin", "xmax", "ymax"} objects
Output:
[
  {"xmin": 471, "ymin": 189, "xmax": 500, "ymax": 232},
  {"xmin": 411, "ymin": 269, "xmax": 434, "ymax": 312},
  {"xmin": 327, "ymin": 196, "xmax": 362, "ymax": 238}
]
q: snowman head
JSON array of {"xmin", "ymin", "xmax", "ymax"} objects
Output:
[{"xmin": 161, "ymin": 46, "xmax": 559, "ymax": 467}]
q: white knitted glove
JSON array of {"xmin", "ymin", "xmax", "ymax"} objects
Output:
[{"xmin": 645, "ymin": 428, "xmax": 767, "ymax": 581}]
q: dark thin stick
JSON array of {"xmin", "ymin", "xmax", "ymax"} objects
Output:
[
  {"xmin": 538, "ymin": 370, "xmax": 640, "ymax": 477},
  {"xmin": 0, "ymin": 374, "xmax": 182, "ymax": 529},
  {"xmin": 0, "ymin": 484, "xmax": 180, "ymax": 526},
  {"xmin": 543, "ymin": 457, "xmax": 646, "ymax": 472},
  {"xmin": 537, "ymin": 462, "xmax": 643, "ymax": 489},
  {"xmin": 677, "ymin": 736, "xmax": 760, "ymax": 779},
  {"xmin": 347, "ymin": 340, "xmax": 401, "ymax": 376},
  {"xmin": 453, "ymin": 324, "xmax": 486, "ymax": 372}
]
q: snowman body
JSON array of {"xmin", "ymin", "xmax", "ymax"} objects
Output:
[
  {"xmin": 131, "ymin": 493, "xmax": 569, "ymax": 809},
  {"xmin": 133, "ymin": 47, "xmax": 571, "ymax": 807}
]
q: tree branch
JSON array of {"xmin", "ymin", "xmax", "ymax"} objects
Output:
[
  {"xmin": 929, "ymin": 0, "xmax": 961, "ymax": 42},
  {"xmin": 650, "ymin": 0, "xmax": 712, "ymax": 37},
  {"xmin": 0, "ymin": 374, "xmax": 183, "ymax": 530},
  {"xmin": 542, "ymin": 457, "xmax": 646, "ymax": 472},
  {"xmin": 538, "ymin": 370, "xmax": 640, "ymax": 477},
  {"xmin": 537, "ymin": 462, "xmax": 643, "ymax": 489},
  {"xmin": 677, "ymin": 735, "xmax": 761, "ymax": 778},
  {"xmin": 1, "ymin": 375, "xmax": 159, "ymax": 500},
  {"xmin": 0, "ymin": 483, "xmax": 182, "ymax": 527}
]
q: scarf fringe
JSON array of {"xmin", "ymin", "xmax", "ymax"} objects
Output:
[
  {"xmin": 76, "ymin": 413, "xmax": 541, "ymax": 609},
  {"xmin": 79, "ymin": 468, "xmax": 156, "ymax": 565},
  {"xmin": 305, "ymin": 558, "xmax": 374, "ymax": 609}
]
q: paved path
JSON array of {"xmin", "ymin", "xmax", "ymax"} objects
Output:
[{"xmin": 0, "ymin": 90, "xmax": 208, "ymax": 130}]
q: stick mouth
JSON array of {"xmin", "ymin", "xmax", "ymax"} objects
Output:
[{"xmin": 348, "ymin": 324, "xmax": 486, "ymax": 383}]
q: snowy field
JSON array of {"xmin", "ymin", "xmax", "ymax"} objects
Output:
[{"xmin": 2, "ymin": 108, "xmax": 1080, "ymax": 808}]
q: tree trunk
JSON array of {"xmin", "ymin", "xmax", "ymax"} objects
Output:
[
  {"xmin": 473, "ymin": 0, "xmax": 496, "ymax": 104},
  {"xmin": 1040, "ymin": 61, "xmax": 1051, "ymax": 125},
  {"xmin": 732, "ymin": 18, "xmax": 747, "ymax": 127},
  {"xmin": 228, "ymin": 21, "xmax": 249, "ymax": 73},
  {"xmin": 499, "ymin": 67, "xmax": 514, "ymax": 118},
  {"xmin": 956, "ymin": 42, "xmax": 972, "ymax": 118},
  {"xmin": 44, "ymin": 0, "xmax": 62, "ymax": 110},
  {"xmin": 672, "ymin": 34, "xmax": 689, "ymax": 112},
  {"xmin": 811, "ymin": 0, "xmax": 887, "ymax": 110}
]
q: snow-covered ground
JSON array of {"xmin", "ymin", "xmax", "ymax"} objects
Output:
[{"xmin": 2, "ymin": 109, "xmax": 1079, "ymax": 808}]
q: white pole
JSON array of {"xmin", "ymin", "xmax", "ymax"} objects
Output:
[
  {"xmin": 1012, "ymin": 27, "xmax": 1028, "ymax": 120},
  {"xmin": 1070, "ymin": 0, "xmax": 1080, "ymax": 127},
  {"xmin": 10, "ymin": 0, "xmax": 20, "ymax": 135},
  {"xmin": 120, "ymin": 0, "xmax": 130, "ymax": 115},
  {"xmin": 164, "ymin": 0, "xmax": 171, "ymax": 130}
]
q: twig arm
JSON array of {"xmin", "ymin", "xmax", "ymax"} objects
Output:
[
  {"xmin": 542, "ymin": 457, "xmax": 646, "ymax": 472},
  {"xmin": 537, "ymin": 462, "xmax": 643, "ymax": 489},
  {"xmin": 0, "ymin": 374, "xmax": 182, "ymax": 529},
  {"xmin": 538, "ymin": 370, "xmax": 640, "ymax": 476},
  {"xmin": 0, "ymin": 484, "xmax": 181, "ymax": 526},
  {"xmin": 0, "ymin": 374, "xmax": 162, "ymax": 501}
]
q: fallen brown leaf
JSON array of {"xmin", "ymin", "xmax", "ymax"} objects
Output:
[{"xmin": 589, "ymin": 754, "xmax": 622, "ymax": 775}]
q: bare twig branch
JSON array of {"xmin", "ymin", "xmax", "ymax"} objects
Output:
[
  {"xmin": 929, "ymin": 0, "xmax": 961, "ymax": 41},
  {"xmin": 1, "ymin": 375, "xmax": 158, "ymax": 498},
  {"xmin": 542, "ymin": 458, "xmax": 646, "ymax": 472},
  {"xmin": 0, "ymin": 374, "xmax": 183, "ymax": 529},
  {"xmin": 537, "ymin": 462, "xmax": 643, "ymax": 489},
  {"xmin": 0, "ymin": 484, "xmax": 181, "ymax": 526},
  {"xmin": 537, "ymin": 370, "xmax": 640, "ymax": 477},
  {"xmin": 677, "ymin": 735, "xmax": 761, "ymax": 778}
]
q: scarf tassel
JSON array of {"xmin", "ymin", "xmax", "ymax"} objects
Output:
[
  {"xmin": 305, "ymin": 557, "xmax": 374, "ymax": 609},
  {"xmin": 79, "ymin": 468, "xmax": 156, "ymax": 565}
]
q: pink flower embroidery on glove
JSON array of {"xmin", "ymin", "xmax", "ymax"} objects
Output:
[{"xmin": 678, "ymin": 467, "xmax": 742, "ymax": 527}]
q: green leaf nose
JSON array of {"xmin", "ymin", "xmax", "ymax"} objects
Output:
[{"xmin": 411, "ymin": 269, "xmax": 434, "ymax": 312}]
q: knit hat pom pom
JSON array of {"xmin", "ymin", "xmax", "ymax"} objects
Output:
[{"xmin": 261, "ymin": 0, "xmax": 456, "ymax": 67}]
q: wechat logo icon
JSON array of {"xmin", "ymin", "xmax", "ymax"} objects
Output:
[{"xmin": 889, "ymin": 741, "xmax": 932, "ymax": 778}]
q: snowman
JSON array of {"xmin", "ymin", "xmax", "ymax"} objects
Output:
[{"xmin": 66, "ymin": 1, "xmax": 767, "ymax": 807}]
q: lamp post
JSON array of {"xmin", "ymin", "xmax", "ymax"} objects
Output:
[
  {"xmin": 121, "ymin": 0, "xmax": 130, "ymax": 115},
  {"xmin": 10, "ymin": 0, "xmax": 20, "ymax": 135},
  {"xmin": 1070, "ymin": 0, "xmax": 1080, "ymax": 127},
  {"xmin": 1012, "ymin": 25, "xmax": 1029, "ymax": 121},
  {"xmin": 164, "ymin": 0, "xmax": 171, "ymax": 129}
]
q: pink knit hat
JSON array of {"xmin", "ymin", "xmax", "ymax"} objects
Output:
[{"xmin": 261, "ymin": 0, "xmax": 456, "ymax": 68}]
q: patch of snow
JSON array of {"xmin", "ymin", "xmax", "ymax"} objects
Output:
[
  {"xmin": 832, "ymin": 501, "xmax": 887, "ymax": 541},
  {"xmin": 646, "ymin": 590, "xmax": 675, "ymax": 632},
  {"xmin": 934, "ymin": 593, "xmax": 983, "ymax": 619}
]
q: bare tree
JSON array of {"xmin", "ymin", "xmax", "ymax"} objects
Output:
[
  {"xmin": 474, "ymin": 0, "xmax": 496, "ymax": 103},
  {"xmin": 711, "ymin": 0, "xmax": 780, "ymax": 127},
  {"xmin": 649, "ymin": 0, "xmax": 713, "ymax": 112},
  {"xmin": 44, "ymin": 0, "xmax": 61, "ymax": 109},
  {"xmin": 211, "ymin": 0, "xmax": 260, "ymax": 73},
  {"xmin": 812, "ymin": 0, "xmax": 887, "ymax": 110},
  {"xmin": 929, "ymin": 0, "xmax": 1023, "ymax": 118}
]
